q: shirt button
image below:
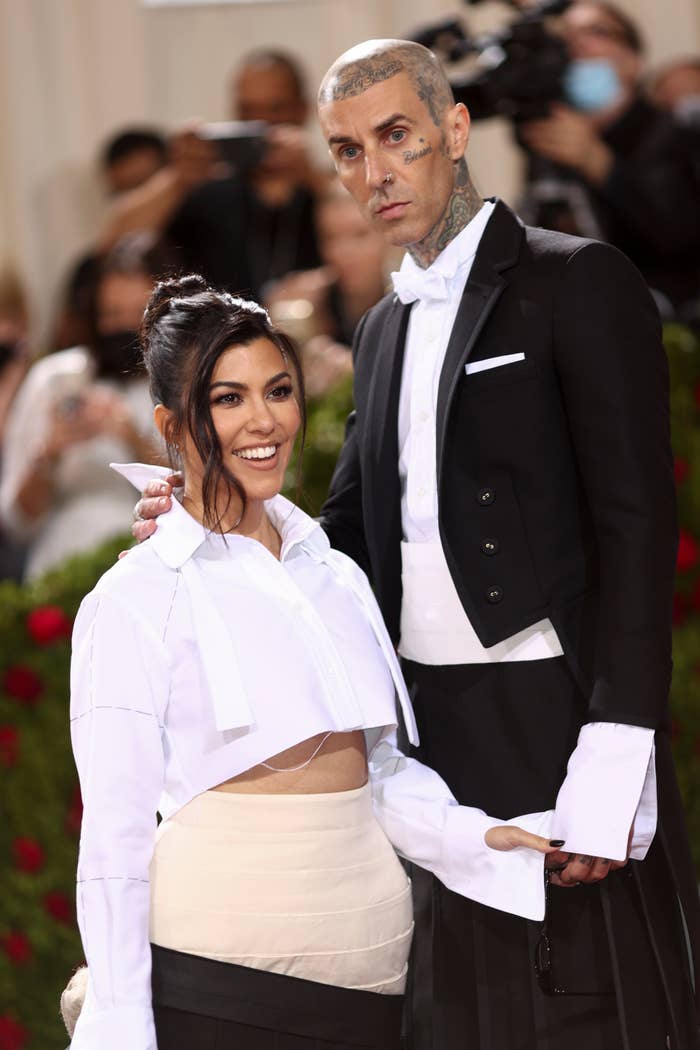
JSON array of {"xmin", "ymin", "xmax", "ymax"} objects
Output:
[
  {"xmin": 481, "ymin": 538, "xmax": 499, "ymax": 556},
  {"xmin": 477, "ymin": 488, "xmax": 495, "ymax": 506},
  {"xmin": 486, "ymin": 585, "xmax": 503, "ymax": 604}
]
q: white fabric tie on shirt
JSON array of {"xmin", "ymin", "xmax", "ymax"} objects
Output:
[{"xmin": 390, "ymin": 200, "xmax": 657, "ymax": 864}]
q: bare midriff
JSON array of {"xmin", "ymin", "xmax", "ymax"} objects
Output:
[{"xmin": 211, "ymin": 730, "xmax": 368, "ymax": 794}]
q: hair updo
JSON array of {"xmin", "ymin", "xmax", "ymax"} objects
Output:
[{"xmin": 140, "ymin": 274, "xmax": 306, "ymax": 531}]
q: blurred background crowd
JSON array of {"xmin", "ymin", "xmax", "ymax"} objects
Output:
[
  {"xmin": 0, "ymin": 0, "xmax": 698, "ymax": 582},
  {"xmin": 0, "ymin": 2, "xmax": 699, "ymax": 1045}
]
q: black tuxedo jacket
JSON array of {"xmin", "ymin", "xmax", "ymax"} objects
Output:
[{"xmin": 321, "ymin": 199, "xmax": 677, "ymax": 733}]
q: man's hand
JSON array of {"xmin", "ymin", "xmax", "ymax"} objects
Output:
[
  {"xmin": 546, "ymin": 823, "xmax": 633, "ymax": 887},
  {"xmin": 520, "ymin": 105, "xmax": 614, "ymax": 185},
  {"xmin": 131, "ymin": 475, "xmax": 181, "ymax": 543}
]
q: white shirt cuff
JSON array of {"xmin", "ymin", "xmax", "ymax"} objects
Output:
[
  {"xmin": 70, "ymin": 1001, "xmax": 156, "ymax": 1050},
  {"xmin": 550, "ymin": 722, "xmax": 656, "ymax": 862},
  {"xmin": 442, "ymin": 806, "xmax": 553, "ymax": 921}
]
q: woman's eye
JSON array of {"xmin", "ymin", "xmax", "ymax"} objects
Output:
[
  {"xmin": 269, "ymin": 384, "xmax": 293, "ymax": 400},
  {"xmin": 213, "ymin": 392, "xmax": 241, "ymax": 406}
]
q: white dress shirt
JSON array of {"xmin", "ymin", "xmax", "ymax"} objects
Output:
[
  {"xmin": 390, "ymin": 203, "xmax": 656, "ymax": 868},
  {"xmin": 70, "ymin": 462, "xmax": 554, "ymax": 1050}
]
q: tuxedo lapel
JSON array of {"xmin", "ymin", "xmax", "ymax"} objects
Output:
[
  {"xmin": 361, "ymin": 297, "xmax": 410, "ymax": 623},
  {"xmin": 435, "ymin": 201, "xmax": 525, "ymax": 485}
]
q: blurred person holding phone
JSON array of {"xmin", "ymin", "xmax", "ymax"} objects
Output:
[
  {"xmin": 97, "ymin": 50, "xmax": 331, "ymax": 302},
  {"xmin": 0, "ymin": 234, "xmax": 168, "ymax": 580}
]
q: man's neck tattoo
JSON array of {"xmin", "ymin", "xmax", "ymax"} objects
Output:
[{"xmin": 409, "ymin": 159, "xmax": 483, "ymax": 269}]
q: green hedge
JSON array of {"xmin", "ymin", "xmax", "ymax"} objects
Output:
[{"xmin": 1, "ymin": 339, "xmax": 699, "ymax": 1049}]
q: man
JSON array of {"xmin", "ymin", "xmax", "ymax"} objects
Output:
[
  {"xmin": 314, "ymin": 38, "xmax": 699, "ymax": 1049},
  {"xmin": 96, "ymin": 50, "xmax": 328, "ymax": 301},
  {"xmin": 135, "ymin": 38, "xmax": 699, "ymax": 1050},
  {"xmin": 518, "ymin": 1, "xmax": 700, "ymax": 315}
]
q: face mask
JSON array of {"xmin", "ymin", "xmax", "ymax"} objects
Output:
[
  {"xmin": 95, "ymin": 330, "xmax": 143, "ymax": 378},
  {"xmin": 563, "ymin": 59, "xmax": 622, "ymax": 112}
]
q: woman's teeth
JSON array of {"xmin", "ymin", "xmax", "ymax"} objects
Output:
[{"xmin": 233, "ymin": 445, "xmax": 277, "ymax": 461}]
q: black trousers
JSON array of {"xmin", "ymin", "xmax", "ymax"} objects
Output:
[
  {"xmin": 402, "ymin": 657, "xmax": 699, "ymax": 1050},
  {"xmin": 151, "ymin": 944, "xmax": 404, "ymax": 1050}
]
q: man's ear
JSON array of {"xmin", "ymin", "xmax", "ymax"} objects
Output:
[{"xmin": 447, "ymin": 102, "xmax": 470, "ymax": 162}]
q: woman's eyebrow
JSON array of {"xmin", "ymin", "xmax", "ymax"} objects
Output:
[{"xmin": 209, "ymin": 371, "xmax": 291, "ymax": 392}]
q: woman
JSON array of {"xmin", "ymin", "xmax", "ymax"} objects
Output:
[
  {"xmin": 0, "ymin": 234, "xmax": 168, "ymax": 580},
  {"xmin": 69, "ymin": 275, "xmax": 559, "ymax": 1050}
]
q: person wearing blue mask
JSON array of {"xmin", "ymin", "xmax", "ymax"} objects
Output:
[{"xmin": 519, "ymin": 1, "xmax": 700, "ymax": 318}]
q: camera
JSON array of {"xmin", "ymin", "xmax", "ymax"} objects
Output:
[
  {"xmin": 410, "ymin": 0, "xmax": 573, "ymax": 123},
  {"xmin": 197, "ymin": 121, "xmax": 268, "ymax": 173}
]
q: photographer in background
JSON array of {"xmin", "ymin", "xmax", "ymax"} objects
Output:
[
  {"xmin": 518, "ymin": 1, "xmax": 700, "ymax": 317},
  {"xmin": 0, "ymin": 235, "xmax": 167, "ymax": 581},
  {"xmin": 54, "ymin": 127, "xmax": 169, "ymax": 352},
  {"xmin": 97, "ymin": 50, "xmax": 330, "ymax": 302}
]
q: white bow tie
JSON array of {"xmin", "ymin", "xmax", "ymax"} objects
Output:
[{"xmin": 391, "ymin": 266, "xmax": 450, "ymax": 304}]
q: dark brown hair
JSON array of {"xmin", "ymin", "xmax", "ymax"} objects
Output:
[{"xmin": 140, "ymin": 274, "xmax": 306, "ymax": 533}]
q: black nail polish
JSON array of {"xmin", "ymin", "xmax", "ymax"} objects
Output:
[{"xmin": 549, "ymin": 839, "xmax": 565, "ymax": 848}]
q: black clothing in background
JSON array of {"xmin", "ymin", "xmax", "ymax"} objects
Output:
[
  {"xmin": 520, "ymin": 97, "xmax": 700, "ymax": 312},
  {"xmin": 166, "ymin": 175, "xmax": 322, "ymax": 302}
]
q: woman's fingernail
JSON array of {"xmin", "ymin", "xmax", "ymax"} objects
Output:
[
  {"xmin": 549, "ymin": 840, "xmax": 565, "ymax": 847},
  {"xmin": 159, "ymin": 497, "xmax": 168, "ymax": 508}
]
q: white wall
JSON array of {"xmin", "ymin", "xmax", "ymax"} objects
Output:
[{"xmin": 0, "ymin": 0, "xmax": 698, "ymax": 340}]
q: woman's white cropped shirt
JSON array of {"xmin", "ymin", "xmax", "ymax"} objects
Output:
[{"xmin": 69, "ymin": 462, "xmax": 553, "ymax": 1050}]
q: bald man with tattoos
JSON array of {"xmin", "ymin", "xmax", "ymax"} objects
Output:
[
  {"xmin": 315, "ymin": 40, "xmax": 699, "ymax": 1050},
  {"xmin": 135, "ymin": 40, "xmax": 699, "ymax": 1050}
]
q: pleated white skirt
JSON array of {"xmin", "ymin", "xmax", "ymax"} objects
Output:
[{"xmin": 149, "ymin": 783, "xmax": 413, "ymax": 994}]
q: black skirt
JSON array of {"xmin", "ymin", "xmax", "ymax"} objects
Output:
[
  {"xmin": 402, "ymin": 656, "xmax": 700, "ymax": 1050},
  {"xmin": 151, "ymin": 944, "xmax": 404, "ymax": 1050}
]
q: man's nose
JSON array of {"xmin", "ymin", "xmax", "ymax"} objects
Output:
[{"xmin": 366, "ymin": 151, "xmax": 392, "ymax": 190}]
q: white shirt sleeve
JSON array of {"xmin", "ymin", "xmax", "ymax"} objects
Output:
[
  {"xmin": 368, "ymin": 731, "xmax": 553, "ymax": 921},
  {"xmin": 550, "ymin": 721, "xmax": 656, "ymax": 862},
  {"xmin": 69, "ymin": 590, "xmax": 170, "ymax": 1050}
]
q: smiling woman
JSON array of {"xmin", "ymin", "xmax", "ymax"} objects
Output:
[{"xmin": 65, "ymin": 274, "xmax": 557, "ymax": 1050}]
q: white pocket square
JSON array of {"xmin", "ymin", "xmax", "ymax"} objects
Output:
[{"xmin": 465, "ymin": 353, "xmax": 526, "ymax": 375}]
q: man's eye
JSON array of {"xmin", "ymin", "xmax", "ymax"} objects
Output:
[
  {"xmin": 388, "ymin": 129, "xmax": 406, "ymax": 143},
  {"xmin": 339, "ymin": 146, "xmax": 360, "ymax": 160}
]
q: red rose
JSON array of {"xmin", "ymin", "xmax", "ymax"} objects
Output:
[
  {"xmin": 12, "ymin": 837, "xmax": 44, "ymax": 874},
  {"xmin": 0, "ymin": 727, "xmax": 18, "ymax": 768},
  {"xmin": 44, "ymin": 890, "xmax": 73, "ymax": 925},
  {"xmin": 26, "ymin": 605, "xmax": 72, "ymax": 645},
  {"xmin": 0, "ymin": 1015, "xmax": 27, "ymax": 1050},
  {"xmin": 2, "ymin": 666, "xmax": 43, "ymax": 704},
  {"xmin": 676, "ymin": 530, "xmax": 699, "ymax": 573},
  {"xmin": 1, "ymin": 932, "xmax": 31, "ymax": 965},
  {"xmin": 674, "ymin": 458, "xmax": 690, "ymax": 485}
]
